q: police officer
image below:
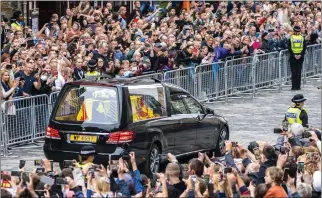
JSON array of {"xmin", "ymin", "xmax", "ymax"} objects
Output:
[
  {"xmin": 85, "ymin": 59, "xmax": 100, "ymax": 80},
  {"xmin": 285, "ymin": 94, "xmax": 308, "ymax": 128},
  {"xmin": 288, "ymin": 26, "xmax": 307, "ymax": 90},
  {"xmin": 76, "ymin": 145, "xmax": 95, "ymax": 169}
]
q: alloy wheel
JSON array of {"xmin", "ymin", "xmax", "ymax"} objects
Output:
[{"xmin": 149, "ymin": 148, "xmax": 160, "ymax": 174}]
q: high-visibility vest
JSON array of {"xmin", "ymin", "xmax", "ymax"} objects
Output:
[
  {"xmin": 85, "ymin": 71, "xmax": 100, "ymax": 80},
  {"xmin": 286, "ymin": 107, "xmax": 307, "ymax": 125},
  {"xmin": 76, "ymin": 162, "xmax": 93, "ymax": 169},
  {"xmin": 11, "ymin": 22, "xmax": 22, "ymax": 31},
  {"xmin": 290, "ymin": 35, "xmax": 304, "ymax": 54}
]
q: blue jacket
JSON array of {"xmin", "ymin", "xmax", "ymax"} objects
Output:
[{"xmin": 213, "ymin": 47, "xmax": 230, "ymax": 62}]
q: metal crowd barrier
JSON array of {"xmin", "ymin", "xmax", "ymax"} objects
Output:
[
  {"xmin": 253, "ymin": 52, "xmax": 280, "ymax": 90},
  {"xmin": 1, "ymin": 94, "xmax": 49, "ymax": 156},
  {"xmin": 304, "ymin": 44, "xmax": 321, "ymax": 78},
  {"xmin": 194, "ymin": 62, "xmax": 225, "ymax": 101},
  {"xmin": 224, "ymin": 56, "xmax": 254, "ymax": 100},
  {"xmin": 48, "ymin": 91, "xmax": 61, "ymax": 114},
  {"xmin": 164, "ymin": 67, "xmax": 195, "ymax": 95}
]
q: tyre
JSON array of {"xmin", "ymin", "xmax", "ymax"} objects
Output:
[
  {"xmin": 215, "ymin": 126, "xmax": 229, "ymax": 157},
  {"xmin": 144, "ymin": 144, "xmax": 160, "ymax": 177}
]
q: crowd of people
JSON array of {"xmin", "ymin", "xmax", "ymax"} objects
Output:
[
  {"xmin": 0, "ymin": 1, "xmax": 321, "ymax": 99},
  {"xmin": 0, "ymin": 123, "xmax": 321, "ymax": 198}
]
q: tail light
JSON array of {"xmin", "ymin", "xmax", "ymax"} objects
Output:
[
  {"xmin": 45, "ymin": 126, "xmax": 61, "ymax": 139},
  {"xmin": 106, "ymin": 131, "xmax": 135, "ymax": 144}
]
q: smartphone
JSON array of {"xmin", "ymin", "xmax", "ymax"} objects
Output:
[
  {"xmin": 280, "ymin": 146, "xmax": 289, "ymax": 155},
  {"xmin": 283, "ymin": 168, "xmax": 289, "ymax": 181},
  {"xmin": 63, "ymin": 160, "xmax": 74, "ymax": 168},
  {"xmin": 253, "ymin": 147, "xmax": 260, "ymax": 160},
  {"xmin": 17, "ymin": 61, "xmax": 22, "ymax": 67},
  {"xmin": 159, "ymin": 154, "xmax": 168, "ymax": 162},
  {"xmin": 40, "ymin": 175, "xmax": 55, "ymax": 186},
  {"xmin": 89, "ymin": 167, "xmax": 95, "ymax": 178},
  {"xmin": 19, "ymin": 77, "xmax": 25, "ymax": 81},
  {"xmin": 232, "ymin": 142, "xmax": 238, "ymax": 147},
  {"xmin": 19, "ymin": 160, "xmax": 26, "ymax": 169},
  {"xmin": 273, "ymin": 128, "xmax": 283, "ymax": 134},
  {"xmin": 53, "ymin": 71, "xmax": 58, "ymax": 77},
  {"xmin": 36, "ymin": 167, "xmax": 45, "ymax": 173},
  {"xmin": 297, "ymin": 162, "xmax": 304, "ymax": 173},
  {"xmin": 34, "ymin": 160, "xmax": 42, "ymax": 166},
  {"xmin": 268, "ymin": 29, "xmax": 275, "ymax": 33},
  {"xmin": 152, "ymin": 181, "xmax": 162, "ymax": 195},
  {"xmin": 287, "ymin": 156, "xmax": 295, "ymax": 162},
  {"xmin": 48, "ymin": 23, "xmax": 53, "ymax": 29},
  {"xmin": 91, "ymin": 164, "xmax": 100, "ymax": 170},
  {"xmin": 11, "ymin": 171, "xmax": 21, "ymax": 177},
  {"xmin": 191, "ymin": 175, "xmax": 197, "ymax": 183},
  {"xmin": 109, "ymin": 160, "xmax": 119, "ymax": 171},
  {"xmin": 5, "ymin": 64, "xmax": 12, "ymax": 70},
  {"xmin": 203, "ymin": 175, "xmax": 209, "ymax": 189},
  {"xmin": 55, "ymin": 177, "xmax": 68, "ymax": 185},
  {"xmin": 35, "ymin": 190, "xmax": 46, "ymax": 197},
  {"xmin": 219, "ymin": 172, "xmax": 224, "ymax": 182},
  {"xmin": 22, "ymin": 172, "xmax": 30, "ymax": 185},
  {"xmin": 224, "ymin": 167, "xmax": 232, "ymax": 174}
]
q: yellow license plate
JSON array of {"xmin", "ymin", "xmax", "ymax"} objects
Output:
[{"xmin": 70, "ymin": 134, "xmax": 97, "ymax": 143}]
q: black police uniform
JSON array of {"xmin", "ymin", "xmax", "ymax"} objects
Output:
[{"xmin": 288, "ymin": 26, "xmax": 307, "ymax": 90}]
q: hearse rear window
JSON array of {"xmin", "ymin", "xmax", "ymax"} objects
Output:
[
  {"xmin": 128, "ymin": 85, "xmax": 166, "ymax": 122},
  {"xmin": 54, "ymin": 86, "xmax": 119, "ymax": 124}
]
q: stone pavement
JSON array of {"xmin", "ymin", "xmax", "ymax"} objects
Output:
[{"xmin": 1, "ymin": 78, "xmax": 321, "ymax": 171}]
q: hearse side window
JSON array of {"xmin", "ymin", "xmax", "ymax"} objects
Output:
[
  {"xmin": 170, "ymin": 94, "xmax": 188, "ymax": 115},
  {"xmin": 181, "ymin": 95, "xmax": 204, "ymax": 114},
  {"xmin": 54, "ymin": 86, "xmax": 119, "ymax": 124},
  {"xmin": 128, "ymin": 85, "xmax": 166, "ymax": 122}
]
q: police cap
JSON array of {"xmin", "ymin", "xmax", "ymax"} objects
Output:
[
  {"xmin": 293, "ymin": 26, "xmax": 301, "ymax": 32},
  {"xmin": 87, "ymin": 59, "xmax": 97, "ymax": 69},
  {"xmin": 291, "ymin": 94, "xmax": 306, "ymax": 103},
  {"xmin": 80, "ymin": 145, "xmax": 96, "ymax": 156}
]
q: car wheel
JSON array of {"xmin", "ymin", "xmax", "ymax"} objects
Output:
[
  {"xmin": 145, "ymin": 144, "xmax": 160, "ymax": 176},
  {"xmin": 215, "ymin": 126, "xmax": 229, "ymax": 157}
]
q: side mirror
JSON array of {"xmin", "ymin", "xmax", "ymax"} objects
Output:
[{"xmin": 206, "ymin": 108, "xmax": 215, "ymax": 115}]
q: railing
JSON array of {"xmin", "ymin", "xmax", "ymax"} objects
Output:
[{"xmin": 1, "ymin": 44, "xmax": 321, "ymax": 156}]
